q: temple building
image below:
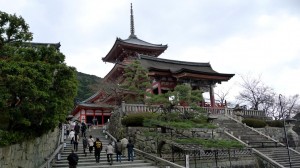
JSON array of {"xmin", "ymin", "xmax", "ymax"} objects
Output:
[{"xmin": 72, "ymin": 4, "xmax": 234, "ymax": 125}]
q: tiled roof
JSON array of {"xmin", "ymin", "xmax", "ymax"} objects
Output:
[
  {"xmin": 138, "ymin": 54, "xmax": 234, "ymax": 77},
  {"xmin": 22, "ymin": 42, "xmax": 61, "ymax": 50},
  {"xmin": 102, "ymin": 37, "xmax": 167, "ymax": 63},
  {"xmin": 120, "ymin": 36, "xmax": 167, "ymax": 48}
]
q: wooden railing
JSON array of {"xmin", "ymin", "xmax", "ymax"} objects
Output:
[{"xmin": 120, "ymin": 101, "xmax": 266, "ymax": 118}]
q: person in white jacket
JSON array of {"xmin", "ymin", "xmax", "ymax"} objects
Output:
[
  {"xmin": 87, "ymin": 135, "xmax": 95, "ymax": 154},
  {"xmin": 68, "ymin": 130, "xmax": 75, "ymax": 144},
  {"xmin": 121, "ymin": 137, "xmax": 128, "ymax": 157},
  {"xmin": 105, "ymin": 142, "xmax": 114, "ymax": 165}
]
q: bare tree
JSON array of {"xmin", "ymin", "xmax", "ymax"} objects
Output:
[
  {"xmin": 237, "ymin": 74, "xmax": 275, "ymax": 110},
  {"xmin": 215, "ymin": 88, "xmax": 230, "ymax": 105},
  {"xmin": 236, "ymin": 74, "xmax": 300, "ymax": 119},
  {"xmin": 278, "ymin": 94, "xmax": 300, "ymax": 119}
]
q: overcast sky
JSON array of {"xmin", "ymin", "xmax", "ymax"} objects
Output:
[{"xmin": 1, "ymin": 0, "xmax": 300, "ymax": 104}]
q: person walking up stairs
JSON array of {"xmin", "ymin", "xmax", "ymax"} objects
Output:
[
  {"xmin": 94, "ymin": 138, "xmax": 102, "ymax": 163},
  {"xmin": 52, "ymin": 126, "xmax": 160, "ymax": 168}
]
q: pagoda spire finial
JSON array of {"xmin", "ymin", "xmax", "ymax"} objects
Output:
[{"xmin": 129, "ymin": 3, "xmax": 137, "ymax": 39}]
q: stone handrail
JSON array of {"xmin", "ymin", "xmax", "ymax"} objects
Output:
[
  {"xmin": 252, "ymin": 148, "xmax": 285, "ymax": 168},
  {"xmin": 104, "ymin": 131, "xmax": 117, "ymax": 142},
  {"xmin": 104, "ymin": 130, "xmax": 185, "ymax": 168},
  {"xmin": 121, "ymin": 102, "xmax": 266, "ymax": 118},
  {"xmin": 224, "ymin": 130, "xmax": 284, "ymax": 168},
  {"xmin": 135, "ymin": 148, "xmax": 185, "ymax": 168},
  {"xmin": 39, "ymin": 144, "xmax": 63, "ymax": 168},
  {"xmin": 224, "ymin": 115, "xmax": 288, "ymax": 168}
]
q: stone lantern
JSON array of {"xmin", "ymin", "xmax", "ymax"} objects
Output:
[
  {"xmin": 233, "ymin": 105, "xmax": 243, "ymax": 122},
  {"xmin": 285, "ymin": 115, "xmax": 298, "ymax": 148}
]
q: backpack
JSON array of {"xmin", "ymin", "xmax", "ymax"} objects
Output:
[
  {"xmin": 83, "ymin": 138, "xmax": 87, "ymax": 147},
  {"xmin": 68, "ymin": 153, "xmax": 78, "ymax": 165},
  {"xmin": 95, "ymin": 141, "xmax": 102, "ymax": 149}
]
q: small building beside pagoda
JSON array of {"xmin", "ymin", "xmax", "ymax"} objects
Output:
[{"xmin": 71, "ymin": 4, "xmax": 234, "ymax": 125}]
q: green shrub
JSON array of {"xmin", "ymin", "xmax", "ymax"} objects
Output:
[
  {"xmin": 143, "ymin": 119, "xmax": 217, "ymax": 129},
  {"xmin": 143, "ymin": 118, "xmax": 161, "ymax": 127},
  {"xmin": 266, "ymin": 120, "xmax": 284, "ymax": 127},
  {"xmin": 242, "ymin": 118, "xmax": 266, "ymax": 128},
  {"xmin": 121, "ymin": 112, "xmax": 158, "ymax": 127},
  {"xmin": 0, "ymin": 130, "xmax": 25, "ymax": 147},
  {"xmin": 191, "ymin": 115, "xmax": 208, "ymax": 123}
]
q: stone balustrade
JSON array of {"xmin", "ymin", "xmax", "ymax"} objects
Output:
[{"xmin": 121, "ymin": 101, "xmax": 266, "ymax": 118}]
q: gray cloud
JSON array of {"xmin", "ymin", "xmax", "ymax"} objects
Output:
[{"xmin": 1, "ymin": 0, "xmax": 300, "ymax": 99}]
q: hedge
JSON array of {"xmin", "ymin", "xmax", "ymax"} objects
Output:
[{"xmin": 242, "ymin": 118, "xmax": 266, "ymax": 128}]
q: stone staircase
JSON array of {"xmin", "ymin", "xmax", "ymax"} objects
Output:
[
  {"xmin": 51, "ymin": 127, "xmax": 159, "ymax": 168},
  {"xmin": 258, "ymin": 147, "xmax": 300, "ymax": 167},
  {"xmin": 216, "ymin": 116, "xmax": 300, "ymax": 168},
  {"xmin": 218, "ymin": 118, "xmax": 278, "ymax": 148}
]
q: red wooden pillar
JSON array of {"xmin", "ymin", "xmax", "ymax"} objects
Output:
[
  {"xmin": 80, "ymin": 110, "xmax": 82, "ymax": 122},
  {"xmin": 158, "ymin": 81, "xmax": 162, "ymax": 94},
  {"xmin": 101, "ymin": 111, "xmax": 104, "ymax": 125},
  {"xmin": 209, "ymin": 84, "xmax": 215, "ymax": 107}
]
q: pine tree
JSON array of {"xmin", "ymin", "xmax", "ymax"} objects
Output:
[{"xmin": 120, "ymin": 60, "xmax": 151, "ymax": 103}]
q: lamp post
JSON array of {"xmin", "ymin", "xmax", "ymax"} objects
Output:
[{"xmin": 279, "ymin": 94, "xmax": 292, "ymax": 168}]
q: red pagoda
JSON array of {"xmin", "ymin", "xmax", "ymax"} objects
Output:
[{"xmin": 72, "ymin": 4, "xmax": 234, "ymax": 125}]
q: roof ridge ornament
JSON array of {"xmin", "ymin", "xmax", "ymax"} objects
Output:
[{"xmin": 129, "ymin": 3, "xmax": 137, "ymax": 39}]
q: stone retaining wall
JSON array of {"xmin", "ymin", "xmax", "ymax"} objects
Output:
[
  {"xmin": 0, "ymin": 128, "xmax": 60, "ymax": 168},
  {"xmin": 125, "ymin": 127, "xmax": 224, "ymax": 153},
  {"xmin": 125, "ymin": 127, "xmax": 257, "ymax": 168}
]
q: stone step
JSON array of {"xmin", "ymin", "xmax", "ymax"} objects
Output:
[
  {"xmin": 240, "ymin": 136, "xmax": 269, "ymax": 140},
  {"xmin": 57, "ymin": 156, "xmax": 135, "ymax": 162},
  {"xmin": 60, "ymin": 153, "xmax": 113, "ymax": 158},
  {"xmin": 52, "ymin": 161, "xmax": 158, "ymax": 168},
  {"xmin": 217, "ymin": 117, "xmax": 300, "ymax": 168},
  {"xmin": 279, "ymin": 162, "xmax": 300, "ymax": 167},
  {"xmin": 53, "ymin": 159, "xmax": 144, "ymax": 165},
  {"xmin": 257, "ymin": 148, "xmax": 300, "ymax": 167}
]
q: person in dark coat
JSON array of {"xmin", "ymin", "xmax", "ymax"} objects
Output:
[
  {"xmin": 127, "ymin": 139, "xmax": 134, "ymax": 161},
  {"xmin": 67, "ymin": 149, "xmax": 79, "ymax": 168},
  {"xmin": 74, "ymin": 122, "xmax": 80, "ymax": 135},
  {"xmin": 73, "ymin": 134, "xmax": 79, "ymax": 152},
  {"xmin": 82, "ymin": 137, "xmax": 88, "ymax": 156},
  {"xmin": 81, "ymin": 122, "xmax": 87, "ymax": 137}
]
